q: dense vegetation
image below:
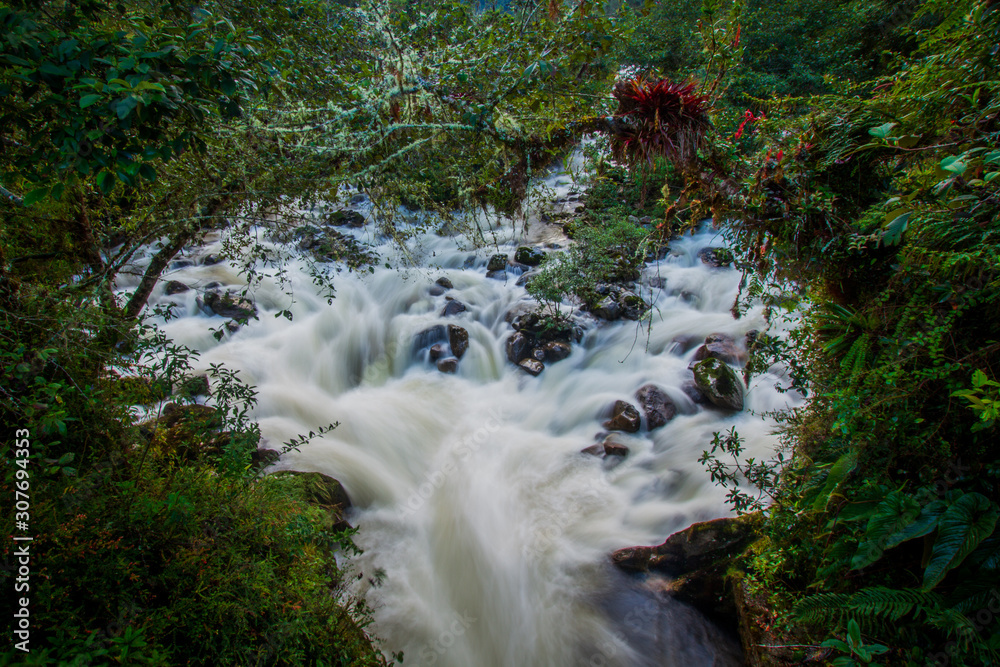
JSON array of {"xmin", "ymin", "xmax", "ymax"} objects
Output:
[{"xmin": 3, "ymin": 0, "xmax": 1000, "ymax": 664}]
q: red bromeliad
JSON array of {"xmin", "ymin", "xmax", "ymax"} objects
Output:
[
  {"xmin": 609, "ymin": 76, "xmax": 711, "ymax": 169},
  {"xmin": 733, "ymin": 108, "xmax": 764, "ymax": 140}
]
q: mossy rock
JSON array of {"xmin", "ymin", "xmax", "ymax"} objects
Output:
[
  {"xmin": 514, "ymin": 246, "xmax": 546, "ymax": 266},
  {"xmin": 487, "ymin": 253, "xmax": 508, "ymax": 272},
  {"xmin": 693, "ymin": 358, "xmax": 745, "ymax": 411},
  {"xmin": 269, "ymin": 470, "xmax": 352, "ymax": 510}
]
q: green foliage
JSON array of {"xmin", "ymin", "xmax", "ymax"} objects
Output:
[{"xmin": 699, "ymin": 427, "xmax": 785, "ymax": 514}]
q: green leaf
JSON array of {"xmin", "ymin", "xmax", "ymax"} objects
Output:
[
  {"xmin": 139, "ymin": 163, "xmax": 156, "ymax": 182},
  {"xmin": 868, "ymin": 122, "xmax": 897, "ymax": 139},
  {"xmin": 939, "ymin": 155, "xmax": 967, "ymax": 176},
  {"xmin": 852, "ymin": 490, "xmax": 920, "ymax": 569},
  {"xmin": 881, "ymin": 212, "xmax": 910, "ymax": 247},
  {"xmin": 922, "ymin": 492, "xmax": 999, "ymax": 591},
  {"xmin": 23, "ymin": 187, "xmax": 51, "ymax": 207},
  {"xmin": 813, "ymin": 451, "xmax": 858, "ymax": 512},
  {"xmin": 885, "ymin": 499, "xmax": 948, "ymax": 549},
  {"xmin": 80, "ymin": 94, "xmax": 102, "ymax": 108}
]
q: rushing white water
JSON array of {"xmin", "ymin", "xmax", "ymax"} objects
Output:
[{"xmin": 124, "ymin": 155, "xmax": 802, "ymax": 666}]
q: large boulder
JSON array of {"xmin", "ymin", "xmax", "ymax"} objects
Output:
[
  {"xmin": 165, "ymin": 280, "xmax": 190, "ymax": 295},
  {"xmin": 693, "ymin": 358, "xmax": 745, "ymax": 411},
  {"xmin": 487, "ymin": 254, "xmax": 508, "ymax": 272},
  {"xmin": 326, "ymin": 210, "xmax": 367, "ymax": 228},
  {"xmin": 635, "ymin": 384, "xmax": 677, "ymax": 430},
  {"xmin": 198, "ymin": 291, "xmax": 257, "ymax": 320},
  {"xmin": 542, "ymin": 341, "xmax": 572, "ymax": 362},
  {"xmin": 693, "ymin": 333, "xmax": 744, "ymax": 367},
  {"xmin": 295, "ymin": 225, "xmax": 376, "ymax": 268},
  {"xmin": 604, "ymin": 400, "xmax": 641, "ymax": 433},
  {"xmin": 514, "ymin": 246, "xmax": 546, "ymax": 266},
  {"xmin": 698, "ymin": 247, "xmax": 734, "ymax": 268}
]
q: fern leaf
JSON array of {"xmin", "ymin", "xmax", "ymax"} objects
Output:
[{"xmin": 923, "ymin": 492, "xmax": 1000, "ymax": 591}]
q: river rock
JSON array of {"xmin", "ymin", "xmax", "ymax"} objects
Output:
[
  {"xmin": 174, "ymin": 374, "xmax": 210, "ymax": 399},
  {"xmin": 611, "ymin": 546, "xmax": 653, "ymax": 572},
  {"xmin": 619, "ymin": 291, "xmax": 649, "ymax": 321},
  {"xmin": 604, "ymin": 400, "xmax": 641, "ymax": 433},
  {"xmin": 198, "ymin": 291, "xmax": 258, "ymax": 320},
  {"xmin": 202, "ymin": 253, "xmax": 225, "ymax": 265},
  {"xmin": 327, "ymin": 210, "xmax": 367, "ymax": 227},
  {"xmin": 429, "ymin": 285, "xmax": 447, "ymax": 296},
  {"xmin": 429, "ymin": 344, "xmax": 445, "ymax": 361},
  {"xmin": 441, "ymin": 300, "xmax": 467, "ymax": 317},
  {"xmin": 435, "ymin": 276, "xmax": 454, "ymax": 290},
  {"xmin": 437, "ymin": 357, "xmax": 459, "ymax": 373},
  {"xmin": 268, "ymin": 470, "xmax": 352, "ymax": 510},
  {"xmin": 693, "ymin": 358, "xmax": 745, "ymax": 411},
  {"xmin": 698, "ymin": 247, "xmax": 734, "ymax": 268},
  {"xmin": 514, "ymin": 246, "xmax": 546, "ymax": 266},
  {"xmin": 164, "ymin": 280, "xmax": 190, "ymax": 295},
  {"xmin": 486, "ymin": 269, "xmax": 507, "ymax": 280},
  {"xmin": 580, "ymin": 444, "xmax": 605, "ymax": 457},
  {"xmin": 635, "ymin": 384, "xmax": 677, "ymax": 430},
  {"xmin": 448, "ymin": 324, "xmax": 469, "ymax": 359},
  {"xmin": 542, "ymin": 341, "xmax": 572, "ymax": 362},
  {"xmin": 654, "ymin": 514, "xmax": 762, "ymax": 575},
  {"xmin": 413, "ymin": 325, "xmax": 447, "ymax": 354},
  {"xmin": 487, "ymin": 254, "xmax": 508, "ymax": 272},
  {"xmin": 251, "ymin": 448, "xmax": 281, "ymax": 468},
  {"xmin": 518, "ymin": 358, "xmax": 544, "ymax": 376},
  {"xmin": 602, "ymin": 435, "xmax": 630, "ymax": 458},
  {"xmin": 693, "ymin": 333, "xmax": 744, "ymax": 367},
  {"xmin": 531, "ymin": 347, "xmax": 546, "ymax": 361},
  {"xmin": 681, "ymin": 381, "xmax": 708, "ymax": 405},
  {"xmin": 295, "ymin": 225, "xmax": 375, "ymax": 268},
  {"xmin": 591, "ymin": 295, "xmax": 621, "ymax": 321},
  {"xmin": 506, "ymin": 331, "xmax": 534, "ymax": 364}
]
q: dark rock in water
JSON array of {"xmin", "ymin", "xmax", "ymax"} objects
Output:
[
  {"xmin": 648, "ymin": 276, "xmax": 667, "ymax": 289},
  {"xmin": 518, "ymin": 358, "xmax": 544, "ymax": 376},
  {"xmin": 619, "ymin": 291, "xmax": 649, "ymax": 321},
  {"xmin": 295, "ymin": 225, "xmax": 376, "ymax": 268},
  {"xmin": 441, "ymin": 300, "xmax": 467, "ymax": 317},
  {"xmin": 602, "ymin": 436, "xmax": 630, "ymax": 458},
  {"xmin": 591, "ymin": 295, "xmax": 621, "ymax": 321},
  {"xmin": 487, "ymin": 254, "xmax": 508, "ymax": 272},
  {"xmin": 486, "ymin": 269, "xmax": 507, "ymax": 281},
  {"xmin": 511, "ymin": 312, "xmax": 543, "ymax": 334},
  {"xmin": 175, "ymin": 375, "xmax": 210, "ymax": 398},
  {"xmin": 349, "ymin": 193, "xmax": 368, "ymax": 205},
  {"xmin": 326, "ymin": 210, "xmax": 367, "ymax": 227},
  {"xmin": 204, "ymin": 281, "xmax": 222, "ymax": 290},
  {"xmin": 693, "ymin": 333, "xmax": 744, "ymax": 367},
  {"xmin": 269, "ymin": 470, "xmax": 352, "ymax": 510},
  {"xmin": 581, "ymin": 444, "xmax": 605, "ymax": 457},
  {"xmin": 435, "ymin": 276, "xmax": 454, "ymax": 290},
  {"xmin": 463, "ymin": 256, "xmax": 476, "ymax": 269},
  {"xmin": 698, "ymin": 247, "xmax": 734, "ymax": 268},
  {"xmin": 531, "ymin": 347, "xmax": 546, "ymax": 362},
  {"xmin": 611, "ymin": 546, "xmax": 653, "ymax": 572},
  {"xmin": 413, "ymin": 325, "xmax": 447, "ymax": 354},
  {"xmin": 506, "ymin": 331, "xmax": 534, "ymax": 364},
  {"xmin": 542, "ymin": 341, "xmax": 571, "ymax": 362},
  {"xmin": 514, "ymin": 246, "xmax": 546, "ymax": 266},
  {"xmin": 172, "ymin": 258, "xmax": 194, "ymax": 269},
  {"xmin": 693, "ymin": 358, "xmax": 745, "ymax": 411},
  {"xmin": 165, "ymin": 280, "xmax": 190, "ymax": 295},
  {"xmin": 429, "ymin": 285, "xmax": 446, "ymax": 297},
  {"xmin": 635, "ymin": 384, "xmax": 677, "ymax": 431},
  {"xmin": 604, "ymin": 400, "xmax": 641, "ymax": 433},
  {"xmin": 650, "ymin": 514, "xmax": 762, "ymax": 578},
  {"xmin": 428, "ymin": 344, "xmax": 445, "ymax": 361},
  {"xmin": 160, "ymin": 402, "xmax": 221, "ymax": 430},
  {"xmin": 225, "ymin": 321, "xmax": 242, "ymax": 334},
  {"xmin": 448, "ymin": 324, "xmax": 469, "ymax": 359},
  {"xmin": 515, "ymin": 271, "xmax": 536, "ymax": 287},
  {"xmin": 198, "ymin": 291, "xmax": 257, "ymax": 320},
  {"xmin": 202, "ymin": 253, "xmax": 225, "ymax": 265},
  {"xmin": 437, "ymin": 357, "xmax": 459, "ymax": 373},
  {"xmin": 252, "ymin": 448, "xmax": 281, "ymax": 468},
  {"xmin": 682, "ymin": 381, "xmax": 708, "ymax": 405}
]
